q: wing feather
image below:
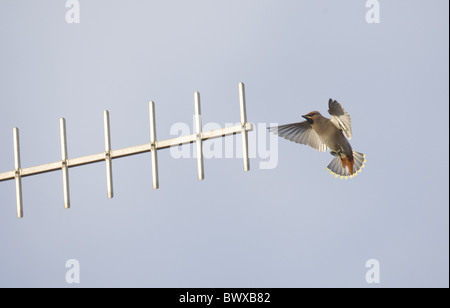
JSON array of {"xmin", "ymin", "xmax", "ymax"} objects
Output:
[
  {"xmin": 268, "ymin": 122, "xmax": 328, "ymax": 152},
  {"xmin": 328, "ymin": 99, "xmax": 352, "ymax": 140}
]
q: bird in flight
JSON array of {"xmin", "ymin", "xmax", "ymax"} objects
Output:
[{"xmin": 269, "ymin": 99, "xmax": 366, "ymax": 179}]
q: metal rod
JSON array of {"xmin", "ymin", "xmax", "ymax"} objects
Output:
[
  {"xmin": 194, "ymin": 92, "xmax": 204, "ymax": 180},
  {"xmin": 238, "ymin": 82, "xmax": 250, "ymax": 171},
  {"xmin": 104, "ymin": 110, "xmax": 113, "ymax": 199},
  {"xmin": 149, "ymin": 101, "xmax": 159, "ymax": 189},
  {"xmin": 0, "ymin": 123, "xmax": 253, "ymax": 183},
  {"xmin": 60, "ymin": 118, "xmax": 70, "ymax": 209},
  {"xmin": 13, "ymin": 128, "xmax": 23, "ymax": 218}
]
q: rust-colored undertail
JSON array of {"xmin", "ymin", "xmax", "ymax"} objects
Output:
[{"xmin": 341, "ymin": 155, "xmax": 354, "ymax": 176}]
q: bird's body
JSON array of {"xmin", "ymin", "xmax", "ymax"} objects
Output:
[
  {"xmin": 308, "ymin": 113, "xmax": 352, "ymax": 154},
  {"xmin": 269, "ymin": 99, "xmax": 366, "ymax": 179}
]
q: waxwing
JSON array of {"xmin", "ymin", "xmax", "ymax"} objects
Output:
[{"xmin": 269, "ymin": 99, "xmax": 366, "ymax": 179}]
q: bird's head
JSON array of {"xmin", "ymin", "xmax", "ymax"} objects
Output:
[{"xmin": 302, "ymin": 111, "xmax": 321, "ymax": 125}]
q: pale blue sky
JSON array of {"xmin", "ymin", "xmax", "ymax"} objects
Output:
[{"xmin": 0, "ymin": 0, "xmax": 448, "ymax": 287}]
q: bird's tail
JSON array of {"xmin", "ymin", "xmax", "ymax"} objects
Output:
[{"xmin": 326, "ymin": 151, "xmax": 366, "ymax": 179}]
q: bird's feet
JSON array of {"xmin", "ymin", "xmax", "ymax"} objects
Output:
[{"xmin": 330, "ymin": 150, "xmax": 343, "ymax": 157}]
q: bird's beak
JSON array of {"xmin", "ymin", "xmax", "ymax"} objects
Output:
[{"xmin": 302, "ymin": 114, "xmax": 313, "ymax": 124}]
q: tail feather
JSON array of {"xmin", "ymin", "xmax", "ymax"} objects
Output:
[
  {"xmin": 326, "ymin": 151, "xmax": 366, "ymax": 179},
  {"xmin": 352, "ymin": 151, "xmax": 366, "ymax": 173}
]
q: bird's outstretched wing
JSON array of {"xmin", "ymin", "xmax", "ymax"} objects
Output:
[
  {"xmin": 268, "ymin": 122, "xmax": 328, "ymax": 152},
  {"xmin": 328, "ymin": 99, "xmax": 352, "ymax": 140}
]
